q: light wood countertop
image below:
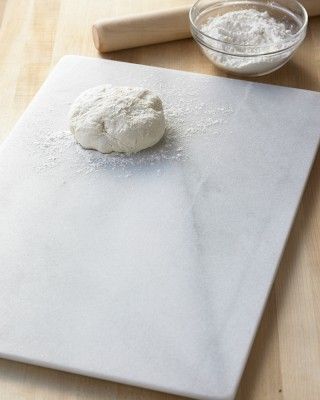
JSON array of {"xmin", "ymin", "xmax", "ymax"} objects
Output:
[{"xmin": 0, "ymin": 1, "xmax": 319, "ymax": 399}]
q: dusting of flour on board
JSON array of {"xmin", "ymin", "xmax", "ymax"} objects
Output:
[{"xmin": 32, "ymin": 84, "xmax": 233, "ymax": 177}]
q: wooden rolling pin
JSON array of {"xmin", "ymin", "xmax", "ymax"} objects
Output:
[
  {"xmin": 92, "ymin": 1, "xmax": 320, "ymax": 53},
  {"xmin": 92, "ymin": 5, "xmax": 190, "ymax": 53}
]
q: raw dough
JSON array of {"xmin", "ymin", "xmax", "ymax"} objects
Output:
[{"xmin": 69, "ymin": 85, "xmax": 165, "ymax": 154}]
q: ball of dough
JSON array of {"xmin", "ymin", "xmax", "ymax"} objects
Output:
[{"xmin": 69, "ymin": 85, "xmax": 165, "ymax": 154}]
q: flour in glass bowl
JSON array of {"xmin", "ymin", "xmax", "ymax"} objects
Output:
[{"xmin": 201, "ymin": 9, "xmax": 296, "ymax": 75}]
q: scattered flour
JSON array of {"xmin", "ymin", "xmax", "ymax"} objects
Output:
[{"xmin": 32, "ymin": 81, "xmax": 233, "ymax": 177}]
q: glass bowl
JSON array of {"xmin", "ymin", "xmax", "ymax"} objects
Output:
[{"xmin": 189, "ymin": 0, "xmax": 308, "ymax": 76}]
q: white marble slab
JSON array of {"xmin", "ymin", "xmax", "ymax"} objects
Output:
[{"xmin": 0, "ymin": 56, "xmax": 319, "ymax": 400}]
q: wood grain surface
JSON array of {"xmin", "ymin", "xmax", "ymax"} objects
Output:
[{"xmin": 0, "ymin": 1, "xmax": 319, "ymax": 400}]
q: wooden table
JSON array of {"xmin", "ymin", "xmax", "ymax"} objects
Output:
[{"xmin": 0, "ymin": 1, "xmax": 319, "ymax": 399}]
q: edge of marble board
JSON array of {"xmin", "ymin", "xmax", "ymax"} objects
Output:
[
  {"xmin": 1, "ymin": 348, "xmax": 237, "ymax": 400},
  {"xmin": 1, "ymin": 53, "xmax": 319, "ymax": 157},
  {"xmin": 1, "ymin": 54, "xmax": 319, "ymax": 152},
  {"xmin": 60, "ymin": 54, "xmax": 320, "ymax": 94}
]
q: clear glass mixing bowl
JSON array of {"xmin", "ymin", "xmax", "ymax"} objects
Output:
[{"xmin": 189, "ymin": 0, "xmax": 308, "ymax": 76}]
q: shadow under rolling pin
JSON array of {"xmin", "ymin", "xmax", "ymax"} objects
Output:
[{"xmin": 92, "ymin": 5, "xmax": 191, "ymax": 53}]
